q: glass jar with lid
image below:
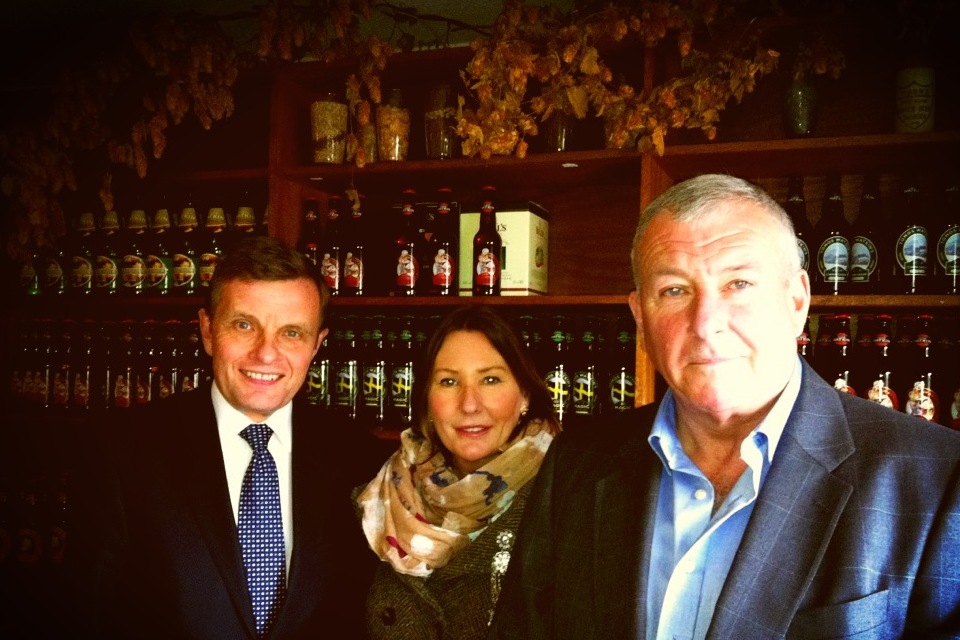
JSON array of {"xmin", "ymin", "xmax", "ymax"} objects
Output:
[{"xmin": 310, "ymin": 92, "xmax": 348, "ymax": 164}]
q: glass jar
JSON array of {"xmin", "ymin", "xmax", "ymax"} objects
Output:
[
  {"xmin": 423, "ymin": 83, "xmax": 458, "ymax": 159},
  {"xmin": 783, "ymin": 76, "xmax": 818, "ymax": 138},
  {"xmin": 359, "ymin": 122, "xmax": 378, "ymax": 164},
  {"xmin": 376, "ymin": 88, "xmax": 410, "ymax": 161},
  {"xmin": 310, "ymin": 93, "xmax": 348, "ymax": 163}
]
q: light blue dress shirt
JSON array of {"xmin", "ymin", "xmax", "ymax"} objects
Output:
[{"xmin": 644, "ymin": 358, "xmax": 802, "ymax": 640}]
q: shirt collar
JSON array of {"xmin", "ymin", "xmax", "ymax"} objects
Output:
[
  {"xmin": 211, "ymin": 382, "xmax": 293, "ymax": 453},
  {"xmin": 648, "ymin": 357, "xmax": 803, "ymax": 474}
]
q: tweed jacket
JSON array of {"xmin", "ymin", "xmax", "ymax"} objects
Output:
[
  {"xmin": 488, "ymin": 359, "xmax": 960, "ymax": 640},
  {"xmin": 357, "ymin": 478, "xmax": 534, "ymax": 640}
]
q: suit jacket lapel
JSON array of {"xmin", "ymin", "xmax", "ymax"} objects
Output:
[
  {"xmin": 709, "ymin": 363, "xmax": 856, "ymax": 639},
  {"xmin": 593, "ymin": 424, "xmax": 662, "ymax": 639},
  {"xmin": 176, "ymin": 393, "xmax": 256, "ymax": 636}
]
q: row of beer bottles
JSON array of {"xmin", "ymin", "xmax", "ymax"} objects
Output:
[
  {"xmin": 8, "ymin": 317, "xmax": 211, "ymax": 411},
  {"xmin": 798, "ymin": 312, "xmax": 959, "ymax": 428},
  {"xmin": 304, "ymin": 312, "xmax": 638, "ymax": 428},
  {"xmin": 0, "ymin": 469, "xmax": 69, "ymax": 572},
  {"xmin": 18, "ymin": 194, "xmax": 268, "ymax": 299},
  {"xmin": 787, "ymin": 174, "xmax": 959, "ymax": 295},
  {"xmin": 298, "ymin": 185, "xmax": 504, "ymax": 298}
]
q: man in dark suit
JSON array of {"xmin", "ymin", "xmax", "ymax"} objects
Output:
[
  {"xmin": 488, "ymin": 174, "xmax": 960, "ymax": 639},
  {"xmin": 72, "ymin": 235, "xmax": 386, "ymax": 639}
]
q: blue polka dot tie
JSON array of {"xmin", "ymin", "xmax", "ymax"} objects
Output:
[{"xmin": 239, "ymin": 423, "xmax": 286, "ymax": 637}]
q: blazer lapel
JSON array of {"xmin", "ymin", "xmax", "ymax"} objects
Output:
[
  {"xmin": 709, "ymin": 364, "xmax": 856, "ymax": 639},
  {"xmin": 177, "ymin": 395, "xmax": 256, "ymax": 636},
  {"xmin": 593, "ymin": 428, "xmax": 662, "ymax": 639}
]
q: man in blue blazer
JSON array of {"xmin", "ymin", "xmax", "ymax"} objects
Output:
[
  {"xmin": 488, "ymin": 174, "xmax": 960, "ymax": 639},
  {"xmin": 71, "ymin": 236, "xmax": 387, "ymax": 639}
]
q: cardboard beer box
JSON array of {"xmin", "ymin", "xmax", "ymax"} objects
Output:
[{"xmin": 458, "ymin": 201, "xmax": 549, "ymax": 296}]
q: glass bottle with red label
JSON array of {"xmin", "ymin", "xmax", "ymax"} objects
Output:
[
  {"xmin": 826, "ymin": 314, "xmax": 857, "ymax": 396},
  {"xmin": 473, "ymin": 185, "xmax": 502, "ymax": 296},
  {"xmin": 93, "ymin": 209, "xmax": 121, "ymax": 296},
  {"xmin": 902, "ymin": 314, "xmax": 941, "ymax": 423},
  {"xmin": 145, "ymin": 202, "xmax": 173, "ymax": 296},
  {"xmin": 198, "ymin": 206, "xmax": 227, "ymax": 290},
  {"xmin": 172, "ymin": 200, "xmax": 200, "ymax": 296},
  {"xmin": 298, "ymin": 197, "xmax": 322, "ymax": 266},
  {"xmin": 393, "ymin": 189, "xmax": 421, "ymax": 296},
  {"xmin": 862, "ymin": 313, "xmax": 900, "ymax": 410},
  {"xmin": 320, "ymin": 195, "xmax": 342, "ymax": 296},
  {"xmin": 341, "ymin": 193, "xmax": 366, "ymax": 297},
  {"xmin": 427, "ymin": 187, "xmax": 458, "ymax": 296}
]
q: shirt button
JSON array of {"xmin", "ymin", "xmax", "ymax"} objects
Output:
[{"xmin": 694, "ymin": 488, "xmax": 708, "ymax": 500}]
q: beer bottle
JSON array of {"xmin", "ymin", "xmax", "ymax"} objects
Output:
[
  {"xmin": 360, "ymin": 315, "xmax": 389, "ymax": 428},
  {"xmin": 862, "ymin": 313, "xmax": 900, "ymax": 410},
  {"xmin": 119, "ymin": 208, "xmax": 149, "ymax": 296},
  {"xmin": 851, "ymin": 314, "xmax": 875, "ymax": 395},
  {"xmin": 891, "ymin": 174, "xmax": 931, "ymax": 294},
  {"xmin": 935, "ymin": 315, "xmax": 959, "ymax": 429},
  {"xmin": 36, "ymin": 235, "xmax": 67, "ymax": 298},
  {"xmin": 299, "ymin": 197, "xmax": 322, "ymax": 266},
  {"xmin": 902, "ymin": 314, "xmax": 940, "ymax": 423},
  {"xmin": 571, "ymin": 316, "xmax": 601, "ymax": 421},
  {"xmin": 341, "ymin": 193, "xmax": 366, "ymax": 297},
  {"xmin": 388, "ymin": 315, "xmax": 417, "ymax": 430},
  {"xmin": 518, "ymin": 314, "xmax": 544, "ymax": 373},
  {"xmin": 784, "ymin": 175, "xmax": 814, "ymax": 273},
  {"xmin": 826, "ymin": 314, "xmax": 857, "ymax": 396},
  {"xmin": 331, "ymin": 315, "xmax": 360, "ymax": 420},
  {"xmin": 393, "ymin": 189, "xmax": 421, "ymax": 296},
  {"xmin": 49, "ymin": 319, "xmax": 74, "ymax": 411},
  {"xmin": 92, "ymin": 320, "xmax": 116, "ymax": 411},
  {"xmin": 67, "ymin": 210, "xmax": 97, "ymax": 297},
  {"xmin": 231, "ymin": 192, "xmax": 258, "ymax": 249},
  {"xmin": 172, "ymin": 200, "xmax": 200, "ymax": 296},
  {"xmin": 473, "ymin": 185, "xmax": 502, "ymax": 296},
  {"xmin": 14, "ymin": 476, "xmax": 43, "ymax": 570},
  {"xmin": 605, "ymin": 314, "xmax": 637, "ymax": 414},
  {"xmin": 848, "ymin": 173, "xmax": 885, "ymax": 293},
  {"xmin": 320, "ymin": 196, "xmax": 343, "ymax": 296},
  {"xmin": 427, "ymin": 187, "xmax": 458, "ymax": 296},
  {"xmin": 93, "ymin": 209, "xmax": 121, "ymax": 296},
  {"xmin": 34, "ymin": 319, "xmax": 54, "ymax": 409},
  {"xmin": 797, "ymin": 315, "xmax": 813, "ymax": 363},
  {"xmin": 71, "ymin": 319, "xmax": 96, "ymax": 412},
  {"xmin": 177, "ymin": 319, "xmax": 206, "ymax": 393},
  {"xmin": 198, "ymin": 206, "xmax": 227, "ymax": 290},
  {"xmin": 156, "ymin": 319, "xmax": 179, "ymax": 401},
  {"xmin": 892, "ymin": 314, "xmax": 917, "ymax": 406},
  {"xmin": 935, "ymin": 181, "xmax": 959, "ymax": 295},
  {"xmin": 111, "ymin": 320, "xmax": 137, "ymax": 409},
  {"xmin": 135, "ymin": 319, "xmax": 161, "ymax": 405},
  {"xmin": 144, "ymin": 201, "xmax": 174, "ymax": 296},
  {"xmin": 18, "ymin": 250, "xmax": 40, "ymax": 298},
  {"xmin": 46, "ymin": 471, "xmax": 68, "ymax": 570},
  {"xmin": 543, "ymin": 315, "xmax": 574, "ymax": 425},
  {"xmin": 812, "ymin": 314, "xmax": 836, "ymax": 381},
  {"xmin": 813, "ymin": 174, "xmax": 850, "ymax": 295},
  {"xmin": 304, "ymin": 331, "xmax": 331, "ymax": 409}
]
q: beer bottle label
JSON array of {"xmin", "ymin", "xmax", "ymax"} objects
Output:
[
  {"xmin": 608, "ymin": 370, "xmax": 636, "ymax": 411},
  {"xmin": 475, "ymin": 248, "xmax": 500, "ymax": 286},
  {"xmin": 121, "ymin": 254, "xmax": 146, "ymax": 288},
  {"xmin": 199, "ymin": 252, "xmax": 218, "ymax": 285},
  {"xmin": 71, "ymin": 256, "xmax": 93, "ymax": 289},
  {"xmin": 48, "ymin": 525, "xmax": 66, "ymax": 565},
  {"xmin": 431, "ymin": 249, "xmax": 455, "ymax": 286},
  {"xmin": 73, "ymin": 371, "xmax": 91, "ymax": 407},
  {"xmin": 396, "ymin": 250, "xmax": 419, "ymax": 287},
  {"xmin": 866, "ymin": 376, "xmax": 899, "ymax": 411},
  {"xmin": 796, "ymin": 237, "xmax": 810, "ymax": 273},
  {"xmin": 305, "ymin": 361, "xmax": 329, "ymax": 406},
  {"xmin": 362, "ymin": 364, "xmax": 387, "ymax": 409},
  {"xmin": 545, "ymin": 368, "xmax": 571, "ymax": 414},
  {"xmin": 113, "ymin": 372, "xmax": 132, "ymax": 408},
  {"xmin": 157, "ymin": 374, "xmax": 174, "ymax": 400},
  {"xmin": 849, "ymin": 235, "xmax": 878, "ymax": 283},
  {"xmin": 321, "ymin": 253, "xmax": 340, "ymax": 290},
  {"xmin": 390, "ymin": 364, "xmax": 415, "ymax": 410},
  {"xmin": 905, "ymin": 381, "xmax": 939, "ymax": 422},
  {"xmin": 817, "ymin": 236, "xmax": 849, "ymax": 282},
  {"xmin": 895, "ymin": 226, "xmax": 928, "ymax": 276},
  {"xmin": 145, "ymin": 254, "xmax": 171, "ymax": 289},
  {"xmin": 52, "ymin": 368, "xmax": 70, "ymax": 407},
  {"xmin": 344, "ymin": 252, "xmax": 363, "ymax": 288},
  {"xmin": 95, "ymin": 255, "xmax": 119, "ymax": 288},
  {"xmin": 949, "ymin": 384, "xmax": 960, "ymax": 429},
  {"xmin": 572, "ymin": 370, "xmax": 598, "ymax": 415},
  {"xmin": 41, "ymin": 258, "xmax": 64, "ymax": 290},
  {"xmin": 172, "ymin": 253, "xmax": 197, "ymax": 288},
  {"xmin": 334, "ymin": 362, "xmax": 358, "ymax": 408},
  {"xmin": 15, "ymin": 525, "xmax": 43, "ymax": 567},
  {"xmin": 832, "ymin": 376, "xmax": 856, "ymax": 396},
  {"xmin": 938, "ymin": 225, "xmax": 959, "ymax": 275}
]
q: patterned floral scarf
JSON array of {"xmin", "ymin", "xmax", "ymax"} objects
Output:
[{"xmin": 356, "ymin": 421, "xmax": 553, "ymax": 577}]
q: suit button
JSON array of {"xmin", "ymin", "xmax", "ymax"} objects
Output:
[{"xmin": 380, "ymin": 607, "xmax": 397, "ymax": 626}]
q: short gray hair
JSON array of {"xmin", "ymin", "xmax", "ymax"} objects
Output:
[{"xmin": 630, "ymin": 173, "xmax": 799, "ymax": 289}]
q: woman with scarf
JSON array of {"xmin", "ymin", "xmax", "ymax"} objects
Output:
[{"xmin": 354, "ymin": 305, "xmax": 560, "ymax": 640}]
